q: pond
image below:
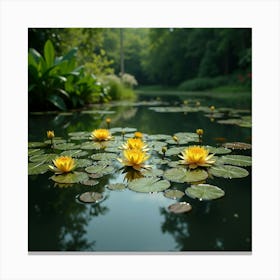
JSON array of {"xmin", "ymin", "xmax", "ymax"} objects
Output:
[{"xmin": 28, "ymin": 93, "xmax": 252, "ymax": 252}]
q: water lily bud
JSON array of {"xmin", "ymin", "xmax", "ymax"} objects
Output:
[
  {"xmin": 47, "ymin": 130, "xmax": 55, "ymax": 139},
  {"xmin": 210, "ymin": 105, "xmax": 215, "ymax": 111},
  {"xmin": 196, "ymin": 129, "xmax": 204, "ymax": 136},
  {"xmin": 173, "ymin": 135, "xmax": 179, "ymax": 143},
  {"xmin": 134, "ymin": 131, "xmax": 143, "ymax": 139},
  {"xmin": 106, "ymin": 118, "xmax": 111, "ymax": 124},
  {"xmin": 162, "ymin": 146, "xmax": 167, "ymax": 154},
  {"xmin": 196, "ymin": 101, "xmax": 201, "ymax": 106}
]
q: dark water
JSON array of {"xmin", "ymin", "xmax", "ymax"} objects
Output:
[{"xmin": 28, "ymin": 94, "xmax": 251, "ymax": 252}]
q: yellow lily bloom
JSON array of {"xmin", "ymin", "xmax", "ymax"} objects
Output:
[
  {"xmin": 49, "ymin": 156, "xmax": 76, "ymax": 174},
  {"xmin": 121, "ymin": 138, "xmax": 149, "ymax": 151},
  {"xmin": 178, "ymin": 146, "xmax": 215, "ymax": 169},
  {"xmin": 47, "ymin": 130, "xmax": 55, "ymax": 139},
  {"xmin": 117, "ymin": 149, "xmax": 150, "ymax": 171},
  {"xmin": 91, "ymin": 128, "xmax": 112, "ymax": 141}
]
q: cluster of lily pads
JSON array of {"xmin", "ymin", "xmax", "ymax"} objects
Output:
[{"xmin": 28, "ymin": 125, "xmax": 252, "ymax": 214}]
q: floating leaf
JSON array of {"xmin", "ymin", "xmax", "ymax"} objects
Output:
[
  {"xmin": 51, "ymin": 172, "xmax": 89, "ymax": 184},
  {"xmin": 219, "ymin": 155, "xmax": 252, "ymax": 166},
  {"xmin": 164, "ymin": 190, "xmax": 185, "ymax": 199},
  {"xmin": 78, "ymin": 192, "xmax": 103, "ymax": 203},
  {"xmin": 151, "ymin": 158, "xmax": 170, "ymax": 165},
  {"xmin": 142, "ymin": 168, "xmax": 164, "ymax": 177},
  {"xmin": 54, "ymin": 143, "xmax": 80, "ymax": 150},
  {"xmin": 209, "ymin": 165, "xmax": 249, "ymax": 178},
  {"xmin": 164, "ymin": 167, "xmax": 208, "ymax": 183},
  {"xmin": 165, "ymin": 146, "xmax": 188, "ymax": 156},
  {"xmin": 110, "ymin": 127, "xmax": 137, "ymax": 133},
  {"xmin": 222, "ymin": 142, "xmax": 252, "ymax": 150},
  {"xmin": 89, "ymin": 173, "xmax": 103, "ymax": 179},
  {"xmin": 68, "ymin": 131, "xmax": 88, "ymax": 137},
  {"xmin": 29, "ymin": 153, "xmax": 57, "ymax": 163},
  {"xmin": 217, "ymin": 119, "xmax": 242, "ymax": 126},
  {"xmin": 80, "ymin": 179, "xmax": 99, "ymax": 186},
  {"xmin": 75, "ymin": 159, "xmax": 93, "ymax": 168},
  {"xmin": 60, "ymin": 149, "xmax": 89, "ymax": 158},
  {"xmin": 128, "ymin": 177, "xmax": 170, "ymax": 193},
  {"xmin": 85, "ymin": 164, "xmax": 114, "ymax": 175},
  {"xmin": 91, "ymin": 152, "xmax": 118, "ymax": 161},
  {"xmin": 28, "ymin": 142, "xmax": 47, "ymax": 148},
  {"xmin": 28, "ymin": 162, "xmax": 49, "ymax": 175},
  {"xmin": 185, "ymin": 184, "xmax": 225, "ymax": 201},
  {"xmin": 28, "ymin": 149, "xmax": 45, "ymax": 156},
  {"xmin": 148, "ymin": 134, "xmax": 172, "ymax": 141},
  {"xmin": 80, "ymin": 141, "xmax": 106, "ymax": 150},
  {"xmin": 204, "ymin": 145, "xmax": 231, "ymax": 155},
  {"xmin": 44, "ymin": 139, "xmax": 66, "ymax": 145},
  {"xmin": 107, "ymin": 183, "xmax": 126, "ymax": 191},
  {"xmin": 168, "ymin": 202, "xmax": 192, "ymax": 213}
]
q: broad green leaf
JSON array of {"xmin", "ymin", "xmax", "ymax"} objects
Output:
[
  {"xmin": 165, "ymin": 146, "xmax": 188, "ymax": 156},
  {"xmin": 185, "ymin": 184, "xmax": 225, "ymax": 201},
  {"xmin": 168, "ymin": 202, "xmax": 192, "ymax": 213},
  {"xmin": 85, "ymin": 164, "xmax": 114, "ymax": 175},
  {"xmin": 222, "ymin": 142, "xmax": 252, "ymax": 150},
  {"xmin": 44, "ymin": 139, "xmax": 67, "ymax": 145},
  {"xmin": 142, "ymin": 168, "xmax": 164, "ymax": 177},
  {"xmin": 51, "ymin": 172, "xmax": 89, "ymax": 184},
  {"xmin": 60, "ymin": 150, "xmax": 89, "ymax": 158},
  {"xmin": 80, "ymin": 141, "xmax": 106, "ymax": 150},
  {"xmin": 209, "ymin": 165, "xmax": 249, "ymax": 178},
  {"xmin": 54, "ymin": 143, "xmax": 79, "ymax": 150},
  {"xmin": 91, "ymin": 152, "xmax": 118, "ymax": 161},
  {"xmin": 28, "ymin": 142, "xmax": 47, "ymax": 148},
  {"xmin": 44, "ymin": 40, "xmax": 55, "ymax": 68},
  {"xmin": 80, "ymin": 179, "xmax": 99, "ymax": 186},
  {"xmin": 75, "ymin": 159, "xmax": 93, "ymax": 168},
  {"xmin": 29, "ymin": 153, "xmax": 57, "ymax": 163},
  {"xmin": 28, "ymin": 162, "xmax": 49, "ymax": 175},
  {"xmin": 164, "ymin": 167, "xmax": 208, "ymax": 183},
  {"xmin": 47, "ymin": 95, "xmax": 66, "ymax": 111},
  {"xmin": 78, "ymin": 192, "xmax": 103, "ymax": 203},
  {"xmin": 107, "ymin": 183, "xmax": 126, "ymax": 191},
  {"xmin": 28, "ymin": 149, "xmax": 45, "ymax": 156},
  {"xmin": 68, "ymin": 131, "xmax": 89, "ymax": 137},
  {"xmin": 219, "ymin": 155, "xmax": 252, "ymax": 166},
  {"xmin": 164, "ymin": 190, "xmax": 185, "ymax": 199},
  {"xmin": 110, "ymin": 127, "xmax": 137, "ymax": 133},
  {"xmin": 204, "ymin": 145, "xmax": 231, "ymax": 155},
  {"xmin": 128, "ymin": 177, "xmax": 170, "ymax": 193},
  {"xmin": 148, "ymin": 134, "xmax": 172, "ymax": 141}
]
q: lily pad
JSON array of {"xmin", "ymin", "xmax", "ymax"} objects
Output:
[
  {"xmin": 44, "ymin": 139, "xmax": 66, "ymax": 145},
  {"xmin": 28, "ymin": 162, "xmax": 49, "ymax": 175},
  {"xmin": 185, "ymin": 184, "xmax": 225, "ymax": 201},
  {"xmin": 29, "ymin": 153, "xmax": 57, "ymax": 163},
  {"xmin": 222, "ymin": 142, "xmax": 252, "ymax": 150},
  {"xmin": 75, "ymin": 159, "xmax": 93, "ymax": 168},
  {"xmin": 165, "ymin": 146, "xmax": 188, "ymax": 156},
  {"xmin": 219, "ymin": 155, "xmax": 252, "ymax": 167},
  {"xmin": 51, "ymin": 171, "xmax": 89, "ymax": 184},
  {"xmin": 142, "ymin": 168, "xmax": 164, "ymax": 177},
  {"xmin": 91, "ymin": 152, "xmax": 118, "ymax": 161},
  {"xmin": 80, "ymin": 141, "xmax": 107, "ymax": 150},
  {"xmin": 204, "ymin": 146, "xmax": 232, "ymax": 155},
  {"xmin": 106, "ymin": 183, "xmax": 126, "ymax": 191},
  {"xmin": 164, "ymin": 189, "xmax": 185, "ymax": 199},
  {"xmin": 164, "ymin": 167, "xmax": 208, "ymax": 183},
  {"xmin": 68, "ymin": 131, "xmax": 88, "ymax": 137},
  {"xmin": 148, "ymin": 134, "xmax": 172, "ymax": 141},
  {"xmin": 85, "ymin": 164, "xmax": 114, "ymax": 175},
  {"xmin": 60, "ymin": 149, "xmax": 89, "ymax": 158},
  {"xmin": 78, "ymin": 192, "xmax": 103, "ymax": 203},
  {"xmin": 80, "ymin": 179, "xmax": 99, "ymax": 186},
  {"xmin": 110, "ymin": 127, "xmax": 137, "ymax": 133},
  {"xmin": 128, "ymin": 177, "xmax": 170, "ymax": 193},
  {"xmin": 54, "ymin": 143, "xmax": 80, "ymax": 150},
  {"xmin": 209, "ymin": 165, "xmax": 249, "ymax": 179},
  {"xmin": 28, "ymin": 142, "xmax": 47, "ymax": 148},
  {"xmin": 28, "ymin": 149, "xmax": 45, "ymax": 156},
  {"xmin": 168, "ymin": 202, "xmax": 192, "ymax": 213}
]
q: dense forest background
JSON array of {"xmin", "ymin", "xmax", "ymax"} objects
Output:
[{"xmin": 28, "ymin": 28, "xmax": 251, "ymax": 110}]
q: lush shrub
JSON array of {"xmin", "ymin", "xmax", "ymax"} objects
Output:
[
  {"xmin": 28, "ymin": 40, "xmax": 110, "ymax": 111},
  {"xmin": 103, "ymin": 74, "xmax": 136, "ymax": 100},
  {"xmin": 121, "ymin": 73, "xmax": 138, "ymax": 88}
]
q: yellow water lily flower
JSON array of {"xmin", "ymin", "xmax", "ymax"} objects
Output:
[
  {"xmin": 121, "ymin": 138, "xmax": 149, "ymax": 151},
  {"xmin": 178, "ymin": 146, "xmax": 215, "ymax": 169},
  {"xmin": 49, "ymin": 156, "xmax": 76, "ymax": 174},
  {"xmin": 47, "ymin": 130, "xmax": 55, "ymax": 139},
  {"xmin": 134, "ymin": 131, "xmax": 143, "ymax": 139},
  {"xmin": 91, "ymin": 128, "xmax": 112, "ymax": 141},
  {"xmin": 117, "ymin": 149, "xmax": 150, "ymax": 171}
]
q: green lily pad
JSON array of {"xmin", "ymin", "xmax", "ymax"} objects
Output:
[
  {"xmin": 222, "ymin": 142, "xmax": 252, "ymax": 150},
  {"xmin": 166, "ymin": 138, "xmax": 190, "ymax": 145},
  {"xmin": 28, "ymin": 142, "xmax": 47, "ymax": 148},
  {"xmin": 168, "ymin": 202, "xmax": 192, "ymax": 213},
  {"xmin": 209, "ymin": 165, "xmax": 249, "ymax": 178},
  {"xmin": 28, "ymin": 149, "xmax": 45, "ymax": 156},
  {"xmin": 28, "ymin": 162, "xmax": 49, "ymax": 175},
  {"xmin": 142, "ymin": 168, "xmax": 164, "ymax": 177},
  {"xmin": 148, "ymin": 134, "xmax": 172, "ymax": 141},
  {"xmin": 89, "ymin": 173, "xmax": 104, "ymax": 179},
  {"xmin": 91, "ymin": 152, "xmax": 118, "ymax": 161},
  {"xmin": 75, "ymin": 159, "xmax": 93, "ymax": 168},
  {"xmin": 68, "ymin": 131, "xmax": 88, "ymax": 137},
  {"xmin": 185, "ymin": 184, "xmax": 225, "ymax": 201},
  {"xmin": 85, "ymin": 164, "xmax": 114, "ymax": 175},
  {"xmin": 44, "ymin": 139, "xmax": 67, "ymax": 145},
  {"xmin": 164, "ymin": 167, "xmax": 208, "ymax": 183},
  {"xmin": 165, "ymin": 146, "xmax": 188, "ymax": 156},
  {"xmin": 78, "ymin": 192, "xmax": 103, "ymax": 203},
  {"xmin": 60, "ymin": 149, "xmax": 89, "ymax": 158},
  {"xmin": 51, "ymin": 172, "xmax": 89, "ymax": 184},
  {"xmin": 204, "ymin": 146, "xmax": 232, "ymax": 155},
  {"xmin": 219, "ymin": 155, "xmax": 252, "ymax": 166},
  {"xmin": 164, "ymin": 189, "xmax": 185, "ymax": 199},
  {"xmin": 128, "ymin": 177, "xmax": 170, "ymax": 193},
  {"xmin": 29, "ymin": 153, "xmax": 57, "ymax": 163},
  {"xmin": 151, "ymin": 158, "xmax": 170, "ymax": 165},
  {"xmin": 54, "ymin": 143, "xmax": 80, "ymax": 150},
  {"xmin": 217, "ymin": 119, "xmax": 242, "ymax": 126},
  {"xmin": 80, "ymin": 141, "xmax": 107, "ymax": 150},
  {"xmin": 80, "ymin": 179, "xmax": 99, "ymax": 186},
  {"xmin": 110, "ymin": 127, "xmax": 137, "ymax": 133},
  {"xmin": 106, "ymin": 183, "xmax": 126, "ymax": 191},
  {"xmin": 174, "ymin": 132, "xmax": 199, "ymax": 142}
]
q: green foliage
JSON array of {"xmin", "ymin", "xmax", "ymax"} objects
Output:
[{"xmin": 28, "ymin": 40, "xmax": 110, "ymax": 111}]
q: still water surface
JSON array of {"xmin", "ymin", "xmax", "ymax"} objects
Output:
[{"xmin": 28, "ymin": 94, "xmax": 251, "ymax": 252}]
